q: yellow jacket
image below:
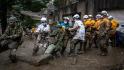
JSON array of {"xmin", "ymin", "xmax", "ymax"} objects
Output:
[
  {"xmin": 103, "ymin": 18, "xmax": 110, "ymax": 27},
  {"xmin": 94, "ymin": 19, "xmax": 102, "ymax": 30},
  {"xmin": 31, "ymin": 28, "xmax": 36, "ymax": 33},
  {"xmin": 111, "ymin": 19, "xmax": 119, "ymax": 30},
  {"xmin": 84, "ymin": 19, "xmax": 95, "ymax": 27}
]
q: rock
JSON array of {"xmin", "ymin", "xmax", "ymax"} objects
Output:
[
  {"xmin": 45, "ymin": 44, "xmax": 56, "ymax": 54},
  {"xmin": 16, "ymin": 52, "xmax": 52, "ymax": 66},
  {"xmin": 15, "ymin": 40, "xmax": 52, "ymax": 66}
]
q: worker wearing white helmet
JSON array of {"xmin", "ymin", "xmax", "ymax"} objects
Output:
[
  {"xmin": 34, "ymin": 17, "xmax": 50, "ymax": 55},
  {"xmin": 63, "ymin": 17, "xmax": 69, "ymax": 23},
  {"xmin": 83, "ymin": 15, "xmax": 89, "ymax": 25},
  {"xmin": 69, "ymin": 14, "xmax": 86, "ymax": 54},
  {"xmin": 40, "ymin": 17, "xmax": 47, "ymax": 22},
  {"xmin": 36, "ymin": 17, "xmax": 50, "ymax": 32},
  {"xmin": 108, "ymin": 15, "xmax": 113, "ymax": 20},
  {"xmin": 83, "ymin": 15, "xmax": 89, "ymax": 19},
  {"xmin": 108, "ymin": 15, "xmax": 119, "ymax": 48},
  {"xmin": 88, "ymin": 14, "xmax": 95, "ymax": 27},
  {"xmin": 96, "ymin": 14, "xmax": 103, "ymax": 19},
  {"xmin": 88, "ymin": 15, "xmax": 93, "ymax": 18},
  {"xmin": 101, "ymin": 10, "xmax": 108, "ymax": 16},
  {"xmin": 101, "ymin": 10, "xmax": 110, "ymax": 31},
  {"xmin": 63, "ymin": 17, "xmax": 70, "ymax": 28},
  {"xmin": 94, "ymin": 14, "xmax": 103, "ymax": 30},
  {"xmin": 108, "ymin": 15, "xmax": 119, "ymax": 30},
  {"xmin": 83, "ymin": 15, "xmax": 89, "ymax": 24},
  {"xmin": 73, "ymin": 14, "xmax": 80, "ymax": 19}
]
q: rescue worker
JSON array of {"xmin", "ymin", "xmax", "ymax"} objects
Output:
[
  {"xmin": 33, "ymin": 17, "xmax": 50, "ymax": 55},
  {"xmin": 63, "ymin": 17, "xmax": 70, "ymax": 28},
  {"xmin": 94, "ymin": 14, "xmax": 103, "ymax": 30},
  {"xmin": 97, "ymin": 10, "xmax": 110, "ymax": 56},
  {"xmin": 88, "ymin": 15, "xmax": 96, "ymax": 49},
  {"xmin": 61, "ymin": 17, "xmax": 71, "ymax": 55},
  {"xmin": 36, "ymin": 17, "xmax": 50, "ymax": 41},
  {"xmin": 58, "ymin": 17, "xmax": 70, "ymax": 32},
  {"xmin": 45, "ymin": 25, "xmax": 64, "ymax": 57},
  {"xmin": 108, "ymin": 15, "xmax": 119, "ymax": 47},
  {"xmin": 83, "ymin": 15, "xmax": 93, "ymax": 49},
  {"xmin": 101, "ymin": 10, "xmax": 111, "ymax": 30},
  {"xmin": 69, "ymin": 14, "xmax": 85, "ymax": 55},
  {"xmin": 83, "ymin": 15, "xmax": 89, "ymax": 27},
  {"xmin": 0, "ymin": 15, "xmax": 23, "ymax": 62},
  {"xmin": 88, "ymin": 15, "xmax": 96, "ymax": 28},
  {"xmin": 93, "ymin": 14, "xmax": 103, "ymax": 48},
  {"xmin": 36, "ymin": 17, "xmax": 50, "ymax": 33}
]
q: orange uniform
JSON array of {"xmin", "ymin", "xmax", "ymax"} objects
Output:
[
  {"xmin": 102, "ymin": 18, "xmax": 111, "ymax": 28},
  {"xmin": 94, "ymin": 19, "xmax": 102, "ymax": 30},
  {"xmin": 111, "ymin": 19, "xmax": 119, "ymax": 30}
]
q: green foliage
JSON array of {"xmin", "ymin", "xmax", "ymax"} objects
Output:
[
  {"xmin": 7, "ymin": 0, "xmax": 50, "ymax": 12},
  {"xmin": 22, "ymin": 16, "xmax": 40, "ymax": 28},
  {"xmin": 7, "ymin": 0, "xmax": 50, "ymax": 28},
  {"xmin": 53, "ymin": 0, "xmax": 59, "ymax": 7},
  {"xmin": 30, "ymin": 1, "xmax": 46, "ymax": 12}
]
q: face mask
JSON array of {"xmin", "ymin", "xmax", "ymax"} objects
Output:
[
  {"xmin": 42, "ymin": 23, "xmax": 47, "ymax": 27},
  {"xmin": 64, "ymin": 21, "xmax": 68, "ymax": 24}
]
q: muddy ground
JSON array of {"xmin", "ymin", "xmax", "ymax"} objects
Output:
[{"xmin": 0, "ymin": 37, "xmax": 124, "ymax": 70}]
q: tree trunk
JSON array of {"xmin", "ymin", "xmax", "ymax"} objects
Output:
[{"xmin": 0, "ymin": 0, "xmax": 7, "ymax": 33}]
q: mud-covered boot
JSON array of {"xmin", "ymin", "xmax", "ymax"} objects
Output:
[{"xmin": 9, "ymin": 49, "xmax": 17, "ymax": 63}]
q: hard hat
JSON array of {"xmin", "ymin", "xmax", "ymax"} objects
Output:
[
  {"xmin": 40, "ymin": 17, "xmax": 47, "ymax": 21},
  {"xmin": 8, "ymin": 15, "xmax": 17, "ymax": 21},
  {"xmin": 73, "ymin": 14, "xmax": 80, "ymax": 19},
  {"xmin": 64, "ymin": 17, "xmax": 69, "ymax": 20},
  {"xmin": 8, "ymin": 15, "xmax": 18, "ymax": 23},
  {"xmin": 101, "ymin": 10, "xmax": 108, "ymax": 16},
  {"xmin": 88, "ymin": 15, "xmax": 93, "ymax": 18},
  {"xmin": 96, "ymin": 14, "xmax": 102, "ymax": 19},
  {"xmin": 66, "ymin": 17, "xmax": 69, "ymax": 20},
  {"xmin": 83, "ymin": 15, "xmax": 88, "ymax": 19},
  {"xmin": 108, "ymin": 15, "xmax": 113, "ymax": 20},
  {"xmin": 63, "ymin": 17, "xmax": 67, "ymax": 20}
]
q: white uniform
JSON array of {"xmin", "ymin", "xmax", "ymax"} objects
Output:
[
  {"xmin": 36, "ymin": 24, "xmax": 50, "ymax": 32},
  {"xmin": 36, "ymin": 23, "xmax": 50, "ymax": 42},
  {"xmin": 73, "ymin": 20, "xmax": 85, "ymax": 41}
]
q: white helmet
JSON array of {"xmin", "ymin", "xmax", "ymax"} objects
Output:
[
  {"xmin": 63, "ymin": 17, "xmax": 67, "ymax": 20},
  {"xmin": 96, "ymin": 14, "xmax": 102, "ymax": 19},
  {"xmin": 108, "ymin": 15, "xmax": 113, "ymax": 20},
  {"xmin": 73, "ymin": 14, "xmax": 80, "ymax": 19},
  {"xmin": 64, "ymin": 17, "xmax": 69, "ymax": 20},
  {"xmin": 40, "ymin": 17, "xmax": 47, "ymax": 22},
  {"xmin": 83, "ymin": 15, "xmax": 88, "ymax": 19},
  {"xmin": 66, "ymin": 17, "xmax": 69, "ymax": 20},
  {"xmin": 88, "ymin": 15, "xmax": 93, "ymax": 18},
  {"xmin": 101, "ymin": 10, "xmax": 108, "ymax": 16}
]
